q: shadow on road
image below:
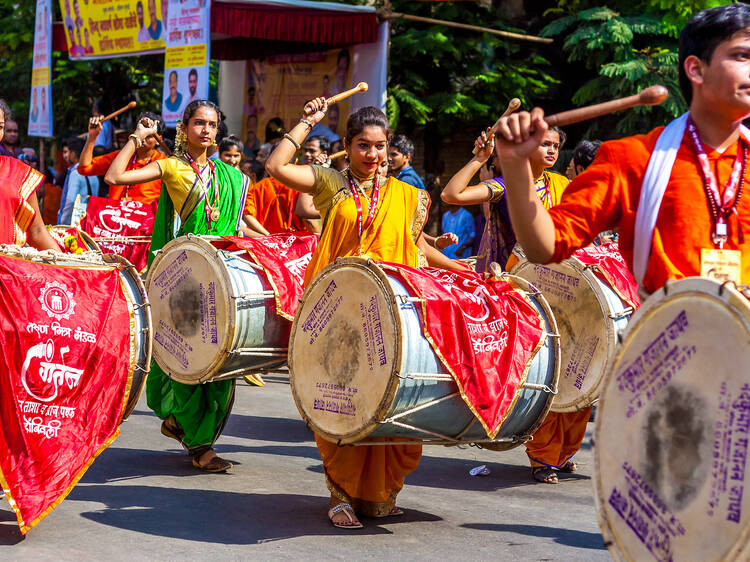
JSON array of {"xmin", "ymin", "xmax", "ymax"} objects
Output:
[
  {"xmin": 68, "ymin": 485, "xmax": 440, "ymax": 543},
  {"xmin": 0, "ymin": 510, "xmax": 23, "ymax": 546},
  {"xmin": 461, "ymin": 522, "xmax": 606, "ymax": 550},
  {"xmin": 222, "ymin": 413, "xmax": 314, "ymax": 443}
]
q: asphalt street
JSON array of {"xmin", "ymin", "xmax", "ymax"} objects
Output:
[{"xmin": 0, "ymin": 372, "xmax": 610, "ymax": 561}]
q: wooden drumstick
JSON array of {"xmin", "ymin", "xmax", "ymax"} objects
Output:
[
  {"xmin": 474, "ymin": 98, "xmax": 522, "ymax": 155},
  {"xmin": 102, "ymin": 101, "xmax": 137, "ymax": 123},
  {"xmin": 544, "ymin": 85, "xmax": 668, "ymax": 128},
  {"xmin": 152, "ymin": 133, "xmax": 172, "ymax": 156},
  {"xmin": 330, "ymin": 150, "xmax": 346, "ymax": 160},
  {"xmin": 326, "ymin": 82, "xmax": 368, "ymax": 105}
]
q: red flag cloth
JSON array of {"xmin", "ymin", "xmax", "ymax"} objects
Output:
[
  {"xmin": 80, "ymin": 196, "xmax": 156, "ymax": 273},
  {"xmin": 381, "ymin": 263, "xmax": 546, "ymax": 438},
  {"xmin": 0, "ymin": 255, "xmax": 133, "ymax": 534},
  {"xmin": 218, "ymin": 233, "xmax": 318, "ymax": 321},
  {"xmin": 572, "ymin": 243, "xmax": 641, "ymax": 308}
]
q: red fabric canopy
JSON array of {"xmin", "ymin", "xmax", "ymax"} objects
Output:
[{"xmin": 53, "ymin": 1, "xmax": 378, "ymax": 57}]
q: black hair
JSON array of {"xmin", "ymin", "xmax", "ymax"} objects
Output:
[
  {"xmin": 189, "ymin": 68, "xmax": 198, "ymax": 79},
  {"xmin": 136, "ymin": 111, "xmax": 165, "ymax": 136},
  {"xmin": 550, "ymin": 126, "xmax": 567, "ymax": 148},
  {"xmin": 92, "ymin": 99, "xmax": 109, "ymax": 116},
  {"xmin": 216, "ymin": 119, "xmax": 228, "ymax": 145},
  {"xmin": 306, "ymin": 135, "xmax": 331, "ymax": 154},
  {"xmin": 219, "ymin": 134, "xmax": 244, "ymax": 154},
  {"xmin": 265, "ymin": 117, "xmax": 284, "ymax": 143},
  {"xmin": 93, "ymin": 145, "xmax": 108, "ymax": 157},
  {"xmin": 181, "ymin": 99, "xmax": 221, "ymax": 125},
  {"xmin": 390, "ymin": 134, "xmax": 414, "ymax": 159},
  {"xmin": 344, "ymin": 106, "xmax": 392, "ymax": 146},
  {"xmin": 0, "ymin": 98, "xmax": 11, "ymax": 121},
  {"xmin": 337, "ymin": 49, "xmax": 351, "ymax": 67},
  {"xmin": 169, "ymin": 70, "xmax": 178, "ymax": 81},
  {"xmin": 572, "ymin": 140, "xmax": 602, "ymax": 171},
  {"xmin": 63, "ymin": 136, "xmax": 85, "ymax": 156},
  {"xmin": 679, "ymin": 4, "xmax": 750, "ymax": 105}
]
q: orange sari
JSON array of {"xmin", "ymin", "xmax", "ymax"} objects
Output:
[{"xmin": 305, "ymin": 166, "xmax": 429, "ymax": 515}]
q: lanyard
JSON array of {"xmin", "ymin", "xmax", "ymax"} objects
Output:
[
  {"xmin": 184, "ymin": 153, "xmax": 220, "ymax": 225},
  {"xmin": 348, "ymin": 171, "xmax": 381, "ymax": 239},
  {"xmin": 686, "ymin": 117, "xmax": 747, "ymax": 247}
]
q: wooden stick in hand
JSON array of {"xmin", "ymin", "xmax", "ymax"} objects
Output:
[
  {"xmin": 330, "ymin": 150, "xmax": 346, "ymax": 160},
  {"xmin": 473, "ymin": 97, "xmax": 521, "ymax": 155},
  {"xmin": 326, "ymin": 83, "xmax": 368, "ymax": 105},
  {"xmin": 102, "ymin": 101, "xmax": 137, "ymax": 123}
]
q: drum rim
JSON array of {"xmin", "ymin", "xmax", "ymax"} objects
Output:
[
  {"xmin": 511, "ymin": 254, "xmax": 621, "ymax": 413},
  {"xmin": 145, "ymin": 235, "xmax": 238, "ymax": 383},
  {"xmin": 492, "ymin": 272, "xmax": 562, "ymax": 450},
  {"xmin": 104, "ymin": 253, "xmax": 152, "ymax": 421},
  {"xmin": 289, "ymin": 256, "xmax": 403, "ymax": 444},
  {"xmin": 594, "ymin": 276, "xmax": 750, "ymax": 562}
]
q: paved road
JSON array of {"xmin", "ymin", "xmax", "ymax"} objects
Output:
[{"xmin": 1, "ymin": 373, "xmax": 610, "ymax": 561}]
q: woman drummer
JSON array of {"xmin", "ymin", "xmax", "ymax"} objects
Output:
[
  {"xmin": 106, "ymin": 100, "xmax": 249, "ymax": 473},
  {"xmin": 266, "ymin": 98, "xmax": 464, "ymax": 529}
]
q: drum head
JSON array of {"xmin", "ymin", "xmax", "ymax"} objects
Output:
[
  {"xmin": 511, "ymin": 257, "xmax": 614, "ymax": 412},
  {"xmin": 596, "ymin": 278, "xmax": 750, "ymax": 562},
  {"xmin": 145, "ymin": 236, "xmax": 234, "ymax": 384},
  {"xmin": 289, "ymin": 258, "xmax": 401, "ymax": 444}
]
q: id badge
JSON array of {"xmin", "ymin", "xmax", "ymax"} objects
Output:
[{"xmin": 700, "ymin": 248, "xmax": 742, "ymax": 283}]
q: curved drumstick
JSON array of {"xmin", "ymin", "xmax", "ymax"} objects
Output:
[
  {"xmin": 330, "ymin": 150, "xmax": 346, "ymax": 160},
  {"xmin": 102, "ymin": 101, "xmax": 137, "ymax": 123},
  {"xmin": 152, "ymin": 133, "xmax": 172, "ymax": 156},
  {"xmin": 473, "ymin": 97, "xmax": 521, "ymax": 155},
  {"xmin": 326, "ymin": 82, "xmax": 368, "ymax": 105}
]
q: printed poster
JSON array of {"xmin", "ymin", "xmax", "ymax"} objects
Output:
[
  {"xmin": 242, "ymin": 48, "xmax": 353, "ymax": 148},
  {"xmin": 161, "ymin": 0, "xmax": 211, "ymax": 127},
  {"xmin": 29, "ymin": 0, "xmax": 53, "ymax": 137},
  {"xmin": 57, "ymin": 0, "xmax": 166, "ymax": 60}
]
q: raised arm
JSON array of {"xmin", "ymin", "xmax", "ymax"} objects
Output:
[
  {"xmin": 494, "ymin": 108, "xmax": 556, "ymax": 263},
  {"xmin": 441, "ymin": 128, "xmax": 496, "ymax": 205},
  {"xmin": 104, "ymin": 118, "xmax": 162, "ymax": 186},
  {"xmin": 265, "ymin": 98, "xmax": 328, "ymax": 193},
  {"xmin": 79, "ymin": 116, "xmax": 102, "ymax": 167}
]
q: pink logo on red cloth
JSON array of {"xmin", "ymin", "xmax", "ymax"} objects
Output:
[{"xmin": 38, "ymin": 281, "xmax": 76, "ymax": 321}]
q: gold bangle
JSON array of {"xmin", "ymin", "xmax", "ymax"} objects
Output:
[
  {"xmin": 299, "ymin": 117, "xmax": 315, "ymax": 129},
  {"xmin": 128, "ymin": 134, "xmax": 143, "ymax": 148},
  {"xmin": 283, "ymin": 133, "xmax": 301, "ymax": 150}
]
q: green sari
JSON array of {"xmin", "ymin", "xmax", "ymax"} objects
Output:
[{"xmin": 146, "ymin": 158, "xmax": 249, "ymax": 453}]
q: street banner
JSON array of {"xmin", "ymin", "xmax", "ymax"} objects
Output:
[
  {"xmin": 29, "ymin": 0, "xmax": 53, "ymax": 137},
  {"xmin": 80, "ymin": 196, "xmax": 156, "ymax": 273},
  {"xmin": 161, "ymin": 0, "xmax": 211, "ymax": 127},
  {"xmin": 57, "ymin": 0, "xmax": 166, "ymax": 60},
  {"xmin": 0, "ymin": 254, "xmax": 134, "ymax": 534}
]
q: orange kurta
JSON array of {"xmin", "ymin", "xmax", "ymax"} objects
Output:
[
  {"xmin": 548, "ymin": 127, "xmax": 750, "ymax": 290},
  {"xmin": 244, "ymin": 177, "xmax": 307, "ymax": 233},
  {"xmin": 77, "ymin": 149, "xmax": 166, "ymax": 204},
  {"xmin": 306, "ymin": 166, "xmax": 429, "ymax": 515},
  {"xmin": 526, "ymin": 127, "xmax": 750, "ymax": 469}
]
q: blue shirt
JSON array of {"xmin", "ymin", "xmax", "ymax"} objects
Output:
[
  {"xmin": 396, "ymin": 166, "xmax": 426, "ymax": 190},
  {"xmin": 164, "ymin": 92, "xmax": 183, "ymax": 113},
  {"xmin": 94, "ymin": 120, "xmax": 114, "ymax": 149},
  {"xmin": 58, "ymin": 164, "xmax": 101, "ymax": 224},
  {"xmin": 441, "ymin": 208, "xmax": 475, "ymax": 259}
]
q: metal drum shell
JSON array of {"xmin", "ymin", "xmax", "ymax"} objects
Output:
[
  {"xmin": 145, "ymin": 235, "xmax": 288, "ymax": 384},
  {"xmin": 594, "ymin": 277, "xmax": 750, "ymax": 562},
  {"xmin": 289, "ymin": 257, "xmax": 559, "ymax": 446},
  {"xmin": 511, "ymin": 253, "xmax": 632, "ymax": 413}
]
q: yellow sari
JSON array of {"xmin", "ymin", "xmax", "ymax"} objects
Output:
[{"xmin": 305, "ymin": 165, "xmax": 429, "ymax": 516}]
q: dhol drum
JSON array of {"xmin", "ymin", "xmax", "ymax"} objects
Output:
[
  {"xmin": 0, "ymin": 246, "xmax": 150, "ymax": 421},
  {"xmin": 145, "ymin": 235, "xmax": 289, "ymax": 384},
  {"xmin": 595, "ymin": 277, "xmax": 750, "ymax": 562},
  {"xmin": 510, "ymin": 245, "xmax": 634, "ymax": 412},
  {"xmin": 289, "ymin": 257, "xmax": 560, "ymax": 446}
]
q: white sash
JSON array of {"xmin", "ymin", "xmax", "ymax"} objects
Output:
[{"xmin": 633, "ymin": 113, "xmax": 750, "ymax": 288}]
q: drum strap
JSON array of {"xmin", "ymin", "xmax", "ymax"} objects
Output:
[{"xmin": 633, "ymin": 113, "xmax": 750, "ymax": 289}]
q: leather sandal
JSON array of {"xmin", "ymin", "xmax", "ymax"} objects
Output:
[
  {"xmin": 192, "ymin": 452, "xmax": 232, "ymax": 473},
  {"xmin": 558, "ymin": 460, "xmax": 578, "ymax": 473},
  {"xmin": 160, "ymin": 415, "xmax": 184, "ymax": 442},
  {"xmin": 375, "ymin": 506, "xmax": 404, "ymax": 518},
  {"xmin": 328, "ymin": 503, "xmax": 363, "ymax": 529},
  {"xmin": 532, "ymin": 466, "xmax": 558, "ymax": 484}
]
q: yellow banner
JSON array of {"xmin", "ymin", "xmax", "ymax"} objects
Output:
[
  {"xmin": 57, "ymin": 0, "xmax": 166, "ymax": 59},
  {"xmin": 31, "ymin": 67, "xmax": 50, "ymax": 87},
  {"xmin": 165, "ymin": 44, "xmax": 207, "ymax": 69}
]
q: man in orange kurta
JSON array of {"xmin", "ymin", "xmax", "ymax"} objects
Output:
[
  {"xmin": 77, "ymin": 111, "xmax": 167, "ymax": 205},
  {"xmin": 493, "ymin": 5, "xmax": 750, "ymax": 482},
  {"xmin": 243, "ymin": 176, "xmax": 308, "ymax": 233}
]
